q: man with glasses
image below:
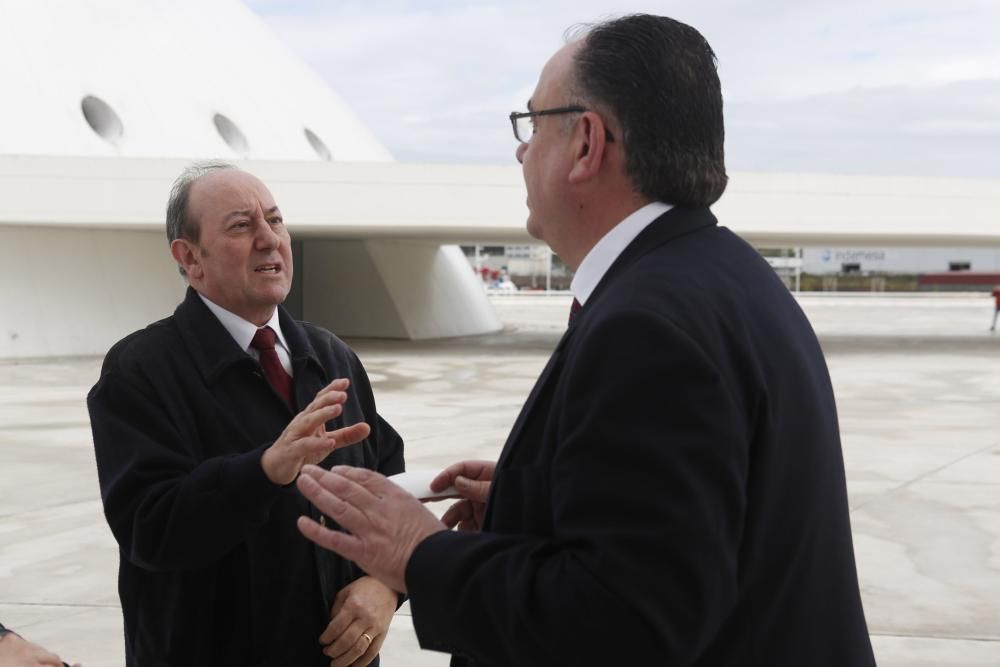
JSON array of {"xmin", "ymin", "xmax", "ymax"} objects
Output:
[{"xmin": 294, "ymin": 14, "xmax": 875, "ymax": 665}]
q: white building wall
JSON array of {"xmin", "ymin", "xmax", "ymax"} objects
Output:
[
  {"xmin": 0, "ymin": 227, "xmax": 184, "ymax": 358},
  {"xmin": 0, "ymin": 0, "xmax": 391, "ymax": 162},
  {"xmin": 303, "ymin": 240, "xmax": 500, "ymax": 340}
]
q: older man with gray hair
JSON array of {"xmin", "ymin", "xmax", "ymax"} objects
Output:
[{"xmin": 88, "ymin": 163, "xmax": 405, "ymax": 666}]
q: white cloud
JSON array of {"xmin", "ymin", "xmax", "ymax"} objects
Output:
[
  {"xmin": 902, "ymin": 120, "xmax": 1000, "ymax": 136},
  {"xmin": 244, "ymin": 0, "xmax": 1000, "ymax": 177}
]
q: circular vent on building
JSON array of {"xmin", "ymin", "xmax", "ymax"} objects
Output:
[
  {"xmin": 81, "ymin": 95, "xmax": 124, "ymax": 145},
  {"xmin": 304, "ymin": 127, "xmax": 333, "ymax": 161},
  {"xmin": 213, "ymin": 113, "xmax": 249, "ymax": 156}
]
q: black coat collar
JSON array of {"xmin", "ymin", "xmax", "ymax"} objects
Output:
[
  {"xmin": 173, "ymin": 287, "xmax": 323, "ymax": 384},
  {"xmin": 581, "ymin": 206, "xmax": 717, "ymax": 321}
]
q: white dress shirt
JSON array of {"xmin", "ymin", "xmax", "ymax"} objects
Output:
[
  {"xmin": 570, "ymin": 201, "xmax": 673, "ymax": 306},
  {"xmin": 198, "ymin": 293, "xmax": 294, "ymax": 376}
]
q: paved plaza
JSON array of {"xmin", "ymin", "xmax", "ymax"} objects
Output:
[{"xmin": 1, "ymin": 293, "xmax": 999, "ymax": 665}]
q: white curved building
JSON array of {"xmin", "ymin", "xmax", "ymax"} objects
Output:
[
  {"xmin": 1, "ymin": 0, "xmax": 1000, "ymax": 359},
  {"xmin": 0, "ymin": 0, "xmax": 503, "ymax": 358},
  {"xmin": 0, "ymin": 0, "xmax": 393, "ymax": 162}
]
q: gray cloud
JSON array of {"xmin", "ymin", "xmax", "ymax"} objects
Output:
[
  {"xmin": 727, "ymin": 79, "xmax": 1000, "ymax": 178},
  {"xmin": 244, "ymin": 0, "xmax": 1000, "ymax": 177}
]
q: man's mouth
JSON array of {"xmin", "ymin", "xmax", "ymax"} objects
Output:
[{"xmin": 255, "ymin": 264, "xmax": 281, "ymax": 274}]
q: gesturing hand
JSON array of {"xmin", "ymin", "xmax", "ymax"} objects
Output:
[
  {"xmin": 434, "ymin": 460, "xmax": 496, "ymax": 532},
  {"xmin": 261, "ymin": 379, "xmax": 371, "ymax": 486},
  {"xmin": 296, "ymin": 465, "xmax": 447, "ymax": 593}
]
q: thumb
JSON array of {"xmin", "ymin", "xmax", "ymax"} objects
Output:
[{"xmin": 455, "ymin": 476, "xmax": 491, "ymax": 503}]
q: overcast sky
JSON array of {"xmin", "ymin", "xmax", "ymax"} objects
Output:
[{"xmin": 244, "ymin": 0, "xmax": 1000, "ymax": 179}]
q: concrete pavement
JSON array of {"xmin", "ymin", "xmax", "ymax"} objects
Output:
[{"xmin": 1, "ymin": 293, "xmax": 998, "ymax": 665}]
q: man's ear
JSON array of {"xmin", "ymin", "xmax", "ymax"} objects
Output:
[
  {"xmin": 568, "ymin": 112, "xmax": 610, "ymax": 184},
  {"xmin": 170, "ymin": 239, "xmax": 203, "ymax": 280}
]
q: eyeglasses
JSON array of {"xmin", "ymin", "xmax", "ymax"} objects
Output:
[{"xmin": 509, "ymin": 106, "xmax": 615, "ymax": 144}]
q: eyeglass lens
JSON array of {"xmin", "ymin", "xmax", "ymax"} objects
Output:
[{"xmin": 515, "ymin": 116, "xmax": 534, "ymax": 143}]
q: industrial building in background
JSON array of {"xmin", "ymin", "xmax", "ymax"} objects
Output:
[{"xmin": 465, "ymin": 244, "xmax": 1000, "ymax": 293}]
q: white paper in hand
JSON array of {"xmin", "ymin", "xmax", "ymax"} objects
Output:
[{"xmin": 387, "ymin": 469, "xmax": 459, "ymax": 501}]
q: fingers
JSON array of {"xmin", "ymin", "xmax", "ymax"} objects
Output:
[
  {"xmin": 296, "ymin": 515, "xmax": 361, "ymax": 561},
  {"xmin": 11, "ymin": 639, "xmax": 65, "ymax": 666},
  {"xmin": 307, "ymin": 380, "xmax": 350, "ymax": 421},
  {"xmin": 36, "ymin": 650, "xmax": 65, "ymax": 666},
  {"xmin": 300, "ymin": 465, "xmax": 384, "ymax": 499},
  {"xmin": 308, "ymin": 386, "xmax": 348, "ymax": 412},
  {"xmin": 305, "ymin": 464, "xmax": 397, "ymax": 498},
  {"xmin": 322, "ymin": 576, "xmax": 395, "ymax": 659},
  {"xmin": 319, "ymin": 610, "xmax": 352, "ymax": 645},
  {"xmin": 431, "ymin": 459, "xmax": 496, "ymax": 491},
  {"xmin": 289, "ymin": 382, "xmax": 371, "ymax": 450},
  {"xmin": 454, "ymin": 475, "xmax": 491, "ymax": 503},
  {"xmin": 441, "ymin": 499, "xmax": 483, "ymax": 532},
  {"xmin": 328, "ymin": 422, "xmax": 371, "ymax": 449},
  {"xmin": 316, "ymin": 378, "xmax": 350, "ymax": 398},
  {"xmin": 355, "ymin": 632, "xmax": 385, "ymax": 667},
  {"xmin": 295, "ymin": 435, "xmax": 342, "ymax": 467},
  {"xmin": 297, "ymin": 474, "xmax": 364, "ymax": 526},
  {"xmin": 326, "ymin": 627, "xmax": 377, "ymax": 667},
  {"xmin": 292, "ymin": 396, "xmax": 346, "ymax": 434},
  {"xmin": 441, "ymin": 498, "xmax": 473, "ymax": 529},
  {"xmin": 297, "ymin": 470, "xmax": 386, "ymax": 537},
  {"xmin": 288, "ymin": 385, "xmax": 349, "ymax": 434}
]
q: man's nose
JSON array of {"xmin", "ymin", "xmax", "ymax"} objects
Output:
[
  {"xmin": 515, "ymin": 141, "xmax": 527, "ymax": 164},
  {"xmin": 254, "ymin": 220, "xmax": 280, "ymax": 248}
]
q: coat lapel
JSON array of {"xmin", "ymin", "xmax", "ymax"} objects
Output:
[
  {"xmin": 277, "ymin": 308, "xmax": 328, "ymax": 412},
  {"xmin": 492, "ymin": 324, "xmax": 577, "ymax": 472},
  {"xmin": 485, "ymin": 207, "xmax": 718, "ymax": 520},
  {"xmin": 173, "ymin": 287, "xmax": 256, "ymax": 383}
]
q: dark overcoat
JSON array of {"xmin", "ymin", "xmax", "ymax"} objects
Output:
[
  {"xmin": 407, "ymin": 208, "xmax": 875, "ymax": 666},
  {"xmin": 89, "ymin": 287, "xmax": 404, "ymax": 666}
]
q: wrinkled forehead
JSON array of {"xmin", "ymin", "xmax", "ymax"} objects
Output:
[{"xmin": 189, "ymin": 170, "xmax": 278, "ymax": 220}]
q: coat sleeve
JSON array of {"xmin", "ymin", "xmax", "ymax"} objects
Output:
[
  {"xmin": 372, "ymin": 413, "xmax": 404, "ymax": 476},
  {"xmin": 406, "ymin": 308, "xmax": 751, "ymax": 665},
  {"xmin": 88, "ymin": 364, "xmax": 284, "ymax": 572}
]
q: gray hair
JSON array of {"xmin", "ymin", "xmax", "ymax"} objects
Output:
[{"xmin": 166, "ymin": 160, "xmax": 236, "ymax": 275}]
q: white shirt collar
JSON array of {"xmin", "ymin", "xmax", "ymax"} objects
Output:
[
  {"xmin": 197, "ymin": 293, "xmax": 291, "ymax": 355},
  {"xmin": 570, "ymin": 201, "xmax": 672, "ymax": 305}
]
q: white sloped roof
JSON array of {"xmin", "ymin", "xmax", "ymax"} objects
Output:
[
  {"xmin": 3, "ymin": 155, "xmax": 1000, "ymax": 248},
  {"xmin": 0, "ymin": 0, "xmax": 392, "ymax": 161}
]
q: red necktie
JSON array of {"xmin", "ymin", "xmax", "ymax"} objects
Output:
[
  {"xmin": 251, "ymin": 326, "xmax": 294, "ymax": 408},
  {"xmin": 568, "ymin": 298, "xmax": 582, "ymax": 324}
]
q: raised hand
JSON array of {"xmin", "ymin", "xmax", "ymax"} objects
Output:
[{"xmin": 261, "ymin": 379, "xmax": 371, "ymax": 485}]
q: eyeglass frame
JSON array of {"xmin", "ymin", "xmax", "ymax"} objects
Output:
[{"xmin": 509, "ymin": 106, "xmax": 615, "ymax": 144}]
